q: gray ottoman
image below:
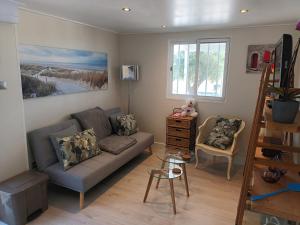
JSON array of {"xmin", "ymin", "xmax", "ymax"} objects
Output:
[{"xmin": 0, "ymin": 171, "xmax": 49, "ymax": 225}]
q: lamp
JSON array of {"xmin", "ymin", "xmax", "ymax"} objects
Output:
[{"xmin": 120, "ymin": 65, "xmax": 139, "ymax": 113}]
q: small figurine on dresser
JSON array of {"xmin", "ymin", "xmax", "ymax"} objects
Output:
[{"xmin": 180, "ymin": 99, "xmax": 198, "ymax": 117}]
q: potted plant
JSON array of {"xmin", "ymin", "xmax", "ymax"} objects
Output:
[
  {"xmin": 267, "ymin": 21, "xmax": 300, "ymax": 123},
  {"xmin": 268, "ymin": 86, "xmax": 300, "ymax": 123}
]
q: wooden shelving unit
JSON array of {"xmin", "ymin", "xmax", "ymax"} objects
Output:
[
  {"xmin": 247, "ymin": 166, "xmax": 300, "ymax": 222},
  {"xmin": 264, "ymin": 106, "xmax": 300, "ymax": 133},
  {"xmin": 235, "ymin": 65, "xmax": 300, "ymax": 224}
]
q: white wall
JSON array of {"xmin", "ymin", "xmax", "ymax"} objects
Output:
[
  {"xmin": 18, "ymin": 10, "xmax": 123, "ymax": 132},
  {"xmin": 0, "ymin": 23, "xmax": 28, "ymax": 181},
  {"xmin": 120, "ymin": 25, "xmax": 300, "ymax": 163}
]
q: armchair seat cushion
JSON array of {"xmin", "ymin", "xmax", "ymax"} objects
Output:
[
  {"xmin": 196, "ymin": 143, "xmax": 232, "ymax": 155},
  {"xmin": 204, "ymin": 117, "xmax": 241, "ymax": 150}
]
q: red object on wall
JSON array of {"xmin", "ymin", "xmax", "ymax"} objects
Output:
[
  {"xmin": 296, "ymin": 20, "xmax": 300, "ymax": 31},
  {"xmin": 271, "ymin": 63, "xmax": 275, "ymax": 73},
  {"xmin": 263, "ymin": 51, "xmax": 271, "ymax": 63},
  {"xmin": 251, "ymin": 53, "xmax": 258, "ymax": 69}
]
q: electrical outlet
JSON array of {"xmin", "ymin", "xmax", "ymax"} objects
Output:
[{"xmin": 0, "ymin": 81, "xmax": 7, "ymax": 90}]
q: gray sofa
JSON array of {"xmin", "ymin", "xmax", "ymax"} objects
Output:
[{"xmin": 28, "ymin": 107, "xmax": 154, "ymax": 209}]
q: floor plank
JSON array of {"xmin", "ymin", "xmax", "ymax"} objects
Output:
[{"xmin": 28, "ymin": 144, "xmax": 242, "ymax": 225}]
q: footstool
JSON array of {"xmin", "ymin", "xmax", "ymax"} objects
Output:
[{"xmin": 0, "ymin": 171, "xmax": 49, "ymax": 225}]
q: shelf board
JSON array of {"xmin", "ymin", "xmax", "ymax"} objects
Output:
[
  {"xmin": 268, "ymin": 79, "xmax": 280, "ymax": 83},
  {"xmin": 247, "ymin": 166, "xmax": 300, "ymax": 222},
  {"xmin": 257, "ymin": 136, "xmax": 300, "ymax": 153},
  {"xmin": 264, "ymin": 106, "xmax": 300, "ymax": 133},
  {"xmin": 254, "ymin": 148, "xmax": 300, "ymax": 172}
]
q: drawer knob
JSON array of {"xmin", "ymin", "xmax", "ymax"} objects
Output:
[
  {"xmin": 175, "ymin": 120, "xmax": 181, "ymax": 123},
  {"xmin": 176, "ymin": 138, "xmax": 181, "ymax": 141},
  {"xmin": 175, "ymin": 129, "xmax": 181, "ymax": 132}
]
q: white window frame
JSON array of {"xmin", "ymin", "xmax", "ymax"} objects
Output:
[{"xmin": 166, "ymin": 38, "xmax": 230, "ymax": 102}]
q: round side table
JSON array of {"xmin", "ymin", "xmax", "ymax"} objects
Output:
[{"xmin": 143, "ymin": 165, "xmax": 183, "ymax": 214}]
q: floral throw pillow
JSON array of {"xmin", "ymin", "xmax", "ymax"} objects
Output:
[
  {"xmin": 56, "ymin": 128, "xmax": 102, "ymax": 170},
  {"xmin": 205, "ymin": 117, "xmax": 242, "ymax": 150},
  {"xmin": 116, "ymin": 114, "xmax": 137, "ymax": 136}
]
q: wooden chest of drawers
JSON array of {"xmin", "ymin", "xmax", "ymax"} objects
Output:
[{"xmin": 166, "ymin": 115, "xmax": 197, "ymax": 152}]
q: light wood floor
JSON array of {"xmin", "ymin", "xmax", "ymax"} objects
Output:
[{"xmin": 28, "ymin": 144, "xmax": 243, "ymax": 225}]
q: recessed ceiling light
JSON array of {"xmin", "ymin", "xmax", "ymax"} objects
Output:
[
  {"xmin": 161, "ymin": 25, "xmax": 167, "ymax": 28},
  {"xmin": 240, "ymin": 9, "xmax": 249, "ymax": 14},
  {"xmin": 122, "ymin": 7, "xmax": 131, "ymax": 12}
]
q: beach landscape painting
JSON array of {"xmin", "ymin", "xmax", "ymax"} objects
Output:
[{"xmin": 19, "ymin": 45, "xmax": 108, "ymax": 99}]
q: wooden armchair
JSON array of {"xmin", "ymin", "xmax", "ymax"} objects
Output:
[{"xmin": 195, "ymin": 116, "xmax": 245, "ymax": 180}]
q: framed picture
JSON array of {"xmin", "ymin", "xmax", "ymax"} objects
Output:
[
  {"xmin": 19, "ymin": 45, "xmax": 108, "ymax": 99},
  {"xmin": 246, "ymin": 44, "xmax": 275, "ymax": 73}
]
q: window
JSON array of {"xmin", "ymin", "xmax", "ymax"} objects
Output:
[{"xmin": 168, "ymin": 38, "xmax": 230, "ymax": 101}]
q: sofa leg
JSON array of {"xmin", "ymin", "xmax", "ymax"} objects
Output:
[
  {"xmin": 80, "ymin": 192, "xmax": 84, "ymax": 209},
  {"xmin": 149, "ymin": 146, "xmax": 153, "ymax": 154}
]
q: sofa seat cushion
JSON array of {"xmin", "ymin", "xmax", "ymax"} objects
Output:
[
  {"xmin": 98, "ymin": 135, "xmax": 137, "ymax": 155},
  {"xmin": 45, "ymin": 131, "xmax": 154, "ymax": 192}
]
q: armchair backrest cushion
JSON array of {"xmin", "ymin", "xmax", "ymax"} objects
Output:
[{"xmin": 204, "ymin": 116, "xmax": 242, "ymax": 150}]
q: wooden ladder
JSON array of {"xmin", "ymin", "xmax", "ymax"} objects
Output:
[{"xmin": 235, "ymin": 64, "xmax": 300, "ymax": 224}]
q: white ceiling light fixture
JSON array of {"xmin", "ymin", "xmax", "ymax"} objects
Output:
[
  {"xmin": 122, "ymin": 7, "xmax": 131, "ymax": 12},
  {"xmin": 240, "ymin": 9, "xmax": 249, "ymax": 14},
  {"xmin": 161, "ymin": 25, "xmax": 167, "ymax": 28}
]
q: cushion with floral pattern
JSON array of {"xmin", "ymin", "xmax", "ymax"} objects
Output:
[
  {"xmin": 116, "ymin": 114, "xmax": 137, "ymax": 136},
  {"xmin": 55, "ymin": 128, "xmax": 102, "ymax": 170},
  {"xmin": 205, "ymin": 117, "xmax": 241, "ymax": 150}
]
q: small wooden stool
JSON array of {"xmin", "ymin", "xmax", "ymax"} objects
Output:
[{"xmin": 0, "ymin": 171, "xmax": 49, "ymax": 225}]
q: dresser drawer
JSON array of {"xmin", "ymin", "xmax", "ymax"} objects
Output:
[
  {"xmin": 167, "ymin": 127, "xmax": 190, "ymax": 138},
  {"xmin": 167, "ymin": 118, "xmax": 190, "ymax": 128},
  {"xmin": 167, "ymin": 145, "xmax": 189, "ymax": 153},
  {"xmin": 167, "ymin": 136, "xmax": 189, "ymax": 148}
]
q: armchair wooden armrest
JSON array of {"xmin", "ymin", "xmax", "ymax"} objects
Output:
[{"xmin": 230, "ymin": 121, "xmax": 246, "ymax": 154}]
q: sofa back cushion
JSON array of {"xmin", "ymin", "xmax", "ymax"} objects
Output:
[
  {"xmin": 28, "ymin": 119, "xmax": 82, "ymax": 171},
  {"xmin": 109, "ymin": 111, "xmax": 125, "ymax": 134},
  {"xmin": 104, "ymin": 107, "xmax": 122, "ymax": 118},
  {"xmin": 49, "ymin": 124, "xmax": 78, "ymax": 162},
  {"xmin": 71, "ymin": 107, "xmax": 112, "ymax": 141}
]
